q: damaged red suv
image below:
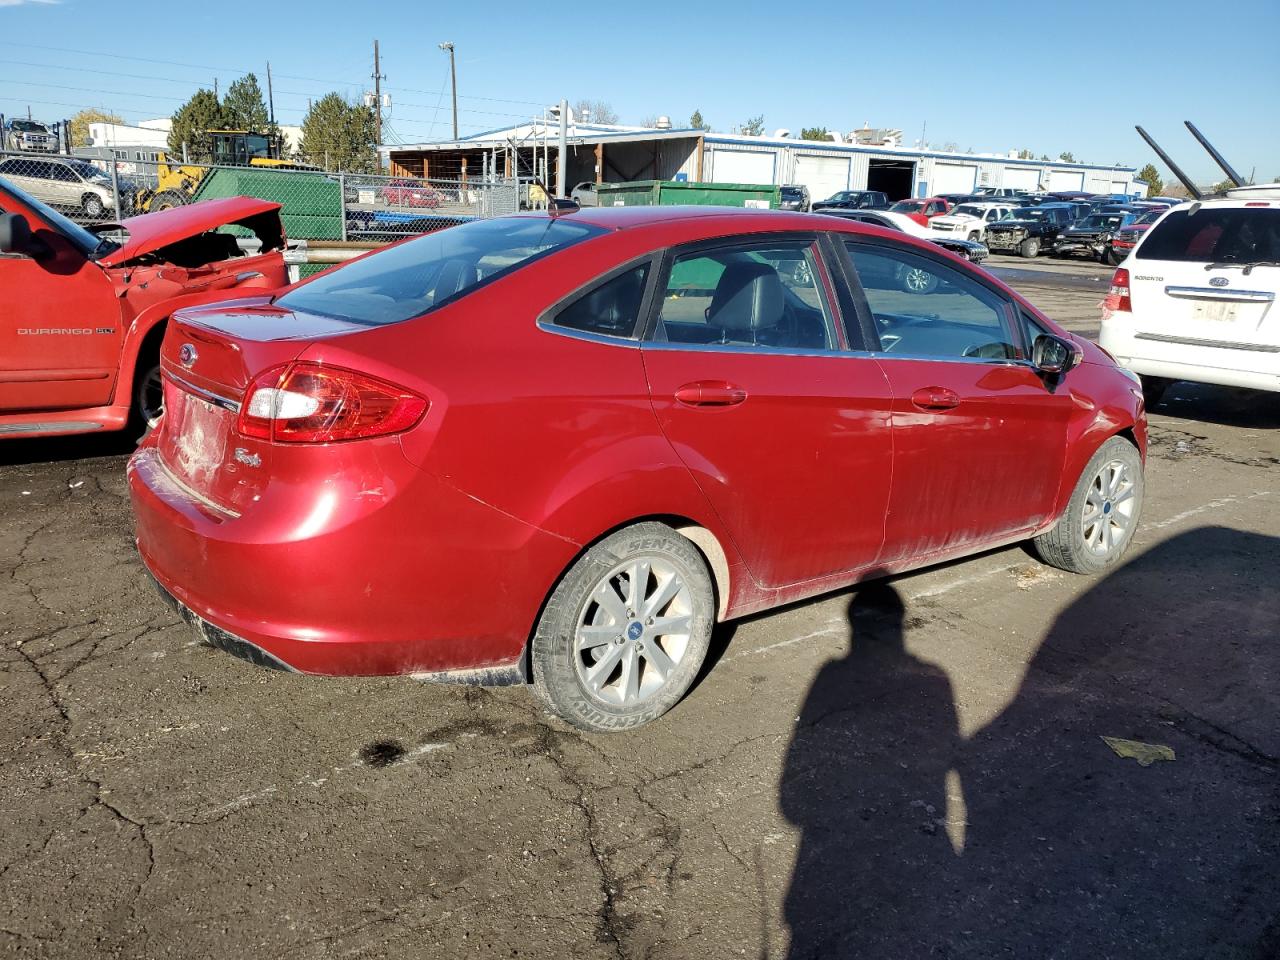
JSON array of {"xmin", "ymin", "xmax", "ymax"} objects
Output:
[
  {"xmin": 129, "ymin": 207, "xmax": 1148, "ymax": 731},
  {"xmin": 0, "ymin": 178, "xmax": 287, "ymax": 440}
]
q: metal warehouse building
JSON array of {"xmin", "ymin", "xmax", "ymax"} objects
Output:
[{"xmin": 381, "ymin": 123, "xmax": 1141, "ymax": 200}]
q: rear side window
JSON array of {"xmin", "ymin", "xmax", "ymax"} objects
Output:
[
  {"xmin": 275, "ymin": 218, "xmax": 603, "ymax": 326},
  {"xmin": 550, "ymin": 263, "xmax": 651, "ymax": 338},
  {"xmin": 1137, "ymin": 207, "xmax": 1280, "ymax": 263}
]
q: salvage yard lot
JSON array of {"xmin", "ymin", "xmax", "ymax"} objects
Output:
[{"xmin": 2, "ymin": 266, "xmax": 1277, "ymax": 959}]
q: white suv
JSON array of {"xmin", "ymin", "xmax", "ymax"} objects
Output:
[
  {"xmin": 929, "ymin": 202, "xmax": 1017, "ymax": 242},
  {"xmin": 1099, "ymin": 185, "xmax": 1280, "ymax": 404}
]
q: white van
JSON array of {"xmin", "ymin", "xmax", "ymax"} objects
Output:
[{"xmin": 1099, "ymin": 185, "xmax": 1280, "ymax": 405}]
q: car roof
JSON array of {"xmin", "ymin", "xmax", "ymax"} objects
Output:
[{"xmin": 551, "ymin": 205, "xmax": 846, "ymax": 230}]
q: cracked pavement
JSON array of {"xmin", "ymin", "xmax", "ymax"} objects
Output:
[{"xmin": 2, "ymin": 269, "xmax": 1278, "ymax": 959}]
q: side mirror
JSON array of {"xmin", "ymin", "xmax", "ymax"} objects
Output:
[
  {"xmin": 1032, "ymin": 334, "xmax": 1083, "ymax": 376},
  {"xmin": 0, "ymin": 212, "xmax": 32, "ymax": 255}
]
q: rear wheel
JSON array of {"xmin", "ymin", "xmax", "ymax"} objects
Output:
[
  {"xmin": 1140, "ymin": 375, "xmax": 1172, "ymax": 409},
  {"xmin": 150, "ymin": 190, "xmax": 187, "ymax": 211},
  {"xmin": 1019, "ymin": 237, "xmax": 1041, "ymax": 258},
  {"xmin": 1034, "ymin": 436, "xmax": 1143, "ymax": 574},
  {"xmin": 901, "ymin": 265, "xmax": 939, "ymax": 294},
  {"xmin": 531, "ymin": 522, "xmax": 714, "ymax": 732},
  {"xmin": 82, "ymin": 193, "xmax": 105, "ymax": 218}
]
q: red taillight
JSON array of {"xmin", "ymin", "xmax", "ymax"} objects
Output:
[
  {"xmin": 237, "ymin": 362, "xmax": 427, "ymax": 443},
  {"xmin": 1105, "ymin": 267, "xmax": 1132, "ymax": 313}
]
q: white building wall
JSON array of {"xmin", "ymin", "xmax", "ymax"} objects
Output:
[{"xmin": 88, "ymin": 122, "xmax": 169, "ymax": 149}]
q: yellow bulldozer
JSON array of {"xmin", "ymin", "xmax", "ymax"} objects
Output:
[{"xmin": 144, "ymin": 130, "xmax": 319, "ymax": 211}]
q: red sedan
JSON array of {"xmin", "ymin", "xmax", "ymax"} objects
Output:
[
  {"xmin": 129, "ymin": 207, "xmax": 1148, "ymax": 731},
  {"xmin": 381, "ymin": 179, "xmax": 442, "ymax": 208}
]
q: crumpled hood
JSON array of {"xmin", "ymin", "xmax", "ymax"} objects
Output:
[{"xmin": 97, "ymin": 196, "xmax": 283, "ymax": 267}]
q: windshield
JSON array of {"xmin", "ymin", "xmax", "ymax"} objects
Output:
[
  {"xmin": 11, "ymin": 120, "xmax": 46, "ymax": 132},
  {"xmin": 0, "ymin": 178, "xmax": 112, "ymax": 258},
  {"xmin": 890, "ymin": 200, "xmax": 925, "ymax": 213},
  {"xmin": 1081, "ymin": 215, "xmax": 1124, "ymax": 229},
  {"xmin": 276, "ymin": 217, "xmax": 604, "ymax": 326},
  {"xmin": 1135, "ymin": 209, "xmax": 1163, "ymax": 225},
  {"xmin": 951, "ymin": 205, "xmax": 985, "ymax": 218},
  {"xmin": 1005, "ymin": 208, "xmax": 1045, "ymax": 220},
  {"xmin": 1136, "ymin": 207, "xmax": 1280, "ymax": 264}
]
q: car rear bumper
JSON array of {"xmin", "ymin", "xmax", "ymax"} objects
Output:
[
  {"xmin": 128, "ymin": 442, "xmax": 578, "ymax": 678},
  {"xmin": 1099, "ymin": 314, "xmax": 1280, "ymax": 392}
]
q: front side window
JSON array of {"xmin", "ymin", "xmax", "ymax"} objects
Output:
[
  {"xmin": 651, "ymin": 240, "xmax": 837, "ymax": 351},
  {"xmin": 276, "ymin": 217, "xmax": 603, "ymax": 327},
  {"xmin": 845, "ymin": 241, "xmax": 1019, "ymax": 361},
  {"xmin": 550, "ymin": 263, "xmax": 650, "ymax": 338}
]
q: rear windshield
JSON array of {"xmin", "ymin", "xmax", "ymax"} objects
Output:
[
  {"xmin": 276, "ymin": 217, "xmax": 603, "ymax": 326},
  {"xmin": 1136, "ymin": 207, "xmax": 1280, "ymax": 263}
]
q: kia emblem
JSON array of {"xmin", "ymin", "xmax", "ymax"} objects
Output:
[
  {"xmin": 179, "ymin": 343, "xmax": 198, "ymax": 367},
  {"xmin": 1209, "ymin": 277, "xmax": 1229, "ymax": 287}
]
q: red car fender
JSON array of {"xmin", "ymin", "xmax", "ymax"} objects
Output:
[{"xmin": 112, "ymin": 283, "xmax": 285, "ymax": 407}]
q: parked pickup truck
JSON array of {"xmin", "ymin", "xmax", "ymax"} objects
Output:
[
  {"xmin": 983, "ymin": 204, "xmax": 1078, "ymax": 258},
  {"xmin": 0, "ymin": 178, "xmax": 288, "ymax": 440},
  {"xmin": 4, "ymin": 118, "xmax": 57, "ymax": 153}
]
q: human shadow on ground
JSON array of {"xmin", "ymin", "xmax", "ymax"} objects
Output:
[{"xmin": 780, "ymin": 527, "xmax": 1280, "ymax": 960}]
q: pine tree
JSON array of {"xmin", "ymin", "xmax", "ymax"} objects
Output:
[
  {"xmin": 300, "ymin": 93, "xmax": 379, "ymax": 172},
  {"xmin": 690, "ymin": 109, "xmax": 709, "ymax": 131},
  {"xmin": 223, "ymin": 73, "xmax": 269, "ymax": 132},
  {"xmin": 168, "ymin": 89, "xmax": 228, "ymax": 162},
  {"xmin": 1137, "ymin": 164, "xmax": 1163, "ymax": 196}
]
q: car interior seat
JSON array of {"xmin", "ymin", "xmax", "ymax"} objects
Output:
[{"xmin": 705, "ymin": 261, "xmax": 785, "ymax": 345}]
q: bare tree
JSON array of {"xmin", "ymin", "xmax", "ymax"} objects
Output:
[{"xmin": 573, "ymin": 99, "xmax": 619, "ymax": 124}]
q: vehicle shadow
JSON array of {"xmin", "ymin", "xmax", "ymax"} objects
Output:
[
  {"xmin": 1152, "ymin": 382, "xmax": 1280, "ymax": 430},
  {"xmin": 779, "ymin": 527, "xmax": 1280, "ymax": 959},
  {"xmin": 0, "ymin": 431, "xmax": 135, "ymax": 468}
]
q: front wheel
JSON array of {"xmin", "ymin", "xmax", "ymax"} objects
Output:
[
  {"xmin": 531, "ymin": 522, "xmax": 715, "ymax": 732},
  {"xmin": 900, "ymin": 265, "xmax": 939, "ymax": 294},
  {"xmin": 967, "ymin": 231, "xmax": 980, "ymax": 242},
  {"xmin": 1019, "ymin": 237, "xmax": 1041, "ymax": 258},
  {"xmin": 1033, "ymin": 437, "xmax": 1144, "ymax": 575}
]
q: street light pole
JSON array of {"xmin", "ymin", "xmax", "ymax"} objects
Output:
[{"xmin": 438, "ymin": 42, "xmax": 458, "ymax": 141}]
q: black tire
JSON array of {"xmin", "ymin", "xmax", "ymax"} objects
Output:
[
  {"xmin": 967, "ymin": 231, "xmax": 980, "ymax": 242},
  {"xmin": 126, "ymin": 338, "xmax": 164, "ymax": 442},
  {"xmin": 1140, "ymin": 375, "xmax": 1172, "ymax": 409},
  {"xmin": 1104, "ymin": 247, "xmax": 1121, "ymax": 266},
  {"xmin": 150, "ymin": 190, "xmax": 187, "ymax": 211},
  {"xmin": 82, "ymin": 193, "xmax": 105, "ymax": 218},
  {"xmin": 530, "ymin": 522, "xmax": 715, "ymax": 732},
  {"xmin": 1019, "ymin": 237, "xmax": 1041, "ymax": 259},
  {"xmin": 1033, "ymin": 436, "xmax": 1144, "ymax": 575}
]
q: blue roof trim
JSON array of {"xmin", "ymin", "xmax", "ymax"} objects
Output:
[{"xmin": 702, "ymin": 135, "xmax": 1134, "ymax": 173}]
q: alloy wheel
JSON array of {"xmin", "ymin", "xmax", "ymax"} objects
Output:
[
  {"xmin": 1081, "ymin": 459, "xmax": 1137, "ymax": 556},
  {"xmin": 136, "ymin": 365, "xmax": 164, "ymax": 429},
  {"xmin": 574, "ymin": 557, "xmax": 693, "ymax": 707}
]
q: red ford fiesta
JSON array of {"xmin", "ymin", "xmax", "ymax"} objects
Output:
[{"xmin": 128, "ymin": 206, "xmax": 1147, "ymax": 731}]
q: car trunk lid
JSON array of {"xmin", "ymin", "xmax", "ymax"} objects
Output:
[
  {"xmin": 1130, "ymin": 263, "xmax": 1278, "ymax": 349},
  {"xmin": 155, "ymin": 300, "xmax": 366, "ymax": 514}
]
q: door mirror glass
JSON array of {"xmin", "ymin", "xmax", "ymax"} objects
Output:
[
  {"xmin": 0, "ymin": 212, "xmax": 32, "ymax": 254},
  {"xmin": 1031, "ymin": 334, "xmax": 1081, "ymax": 375}
]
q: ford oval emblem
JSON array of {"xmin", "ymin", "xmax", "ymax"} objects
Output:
[
  {"xmin": 179, "ymin": 343, "xmax": 198, "ymax": 367},
  {"xmin": 1209, "ymin": 277, "xmax": 1229, "ymax": 287}
]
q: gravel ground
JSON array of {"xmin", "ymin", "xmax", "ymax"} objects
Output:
[{"xmin": 2, "ymin": 265, "xmax": 1277, "ymax": 960}]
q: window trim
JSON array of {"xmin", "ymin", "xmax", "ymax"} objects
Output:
[
  {"xmin": 836, "ymin": 233, "xmax": 1035, "ymax": 365},
  {"xmin": 535, "ymin": 253, "xmax": 661, "ymax": 346},
  {"xmin": 638, "ymin": 231, "xmax": 851, "ymax": 357}
]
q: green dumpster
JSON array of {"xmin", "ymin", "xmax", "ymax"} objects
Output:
[
  {"xmin": 192, "ymin": 168, "xmax": 344, "ymax": 240},
  {"xmin": 595, "ymin": 180, "xmax": 780, "ymax": 209}
]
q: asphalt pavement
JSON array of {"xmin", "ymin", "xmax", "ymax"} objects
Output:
[{"xmin": 2, "ymin": 264, "xmax": 1277, "ymax": 960}]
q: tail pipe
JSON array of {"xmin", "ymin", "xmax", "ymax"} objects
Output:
[
  {"xmin": 1135, "ymin": 126, "xmax": 1202, "ymax": 200},
  {"xmin": 1183, "ymin": 121, "xmax": 1245, "ymax": 188}
]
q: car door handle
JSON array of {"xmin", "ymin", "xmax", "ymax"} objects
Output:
[
  {"xmin": 910, "ymin": 386, "xmax": 961, "ymax": 411},
  {"xmin": 675, "ymin": 380, "xmax": 748, "ymax": 407}
]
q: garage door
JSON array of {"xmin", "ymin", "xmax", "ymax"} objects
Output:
[
  {"xmin": 711, "ymin": 150, "xmax": 776, "ymax": 185},
  {"xmin": 933, "ymin": 162, "xmax": 977, "ymax": 194},
  {"xmin": 1003, "ymin": 166, "xmax": 1041, "ymax": 191},
  {"xmin": 794, "ymin": 154, "xmax": 850, "ymax": 201},
  {"xmin": 1048, "ymin": 170, "xmax": 1085, "ymax": 192}
]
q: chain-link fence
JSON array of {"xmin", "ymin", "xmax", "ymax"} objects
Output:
[{"xmin": 0, "ymin": 150, "xmax": 522, "ymax": 244}]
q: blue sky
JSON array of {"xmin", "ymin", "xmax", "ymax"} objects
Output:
[{"xmin": 2, "ymin": 0, "xmax": 1277, "ymax": 183}]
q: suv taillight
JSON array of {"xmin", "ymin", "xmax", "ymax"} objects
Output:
[
  {"xmin": 1106, "ymin": 267, "xmax": 1132, "ymax": 313},
  {"xmin": 238, "ymin": 362, "xmax": 427, "ymax": 443}
]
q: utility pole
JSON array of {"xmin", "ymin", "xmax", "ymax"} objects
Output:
[
  {"xmin": 266, "ymin": 61, "xmax": 276, "ymax": 128},
  {"xmin": 556, "ymin": 98, "xmax": 568, "ymax": 198},
  {"xmin": 214, "ymin": 77, "xmax": 219, "ymax": 99},
  {"xmin": 372, "ymin": 40, "xmax": 384, "ymax": 144},
  {"xmin": 439, "ymin": 42, "xmax": 457, "ymax": 141}
]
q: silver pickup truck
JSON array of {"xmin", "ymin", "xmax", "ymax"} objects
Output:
[{"xmin": 4, "ymin": 119, "xmax": 57, "ymax": 153}]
